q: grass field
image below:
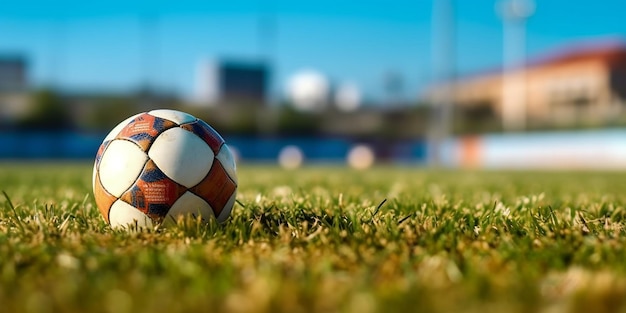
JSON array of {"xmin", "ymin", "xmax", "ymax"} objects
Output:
[{"xmin": 1, "ymin": 163, "xmax": 626, "ymax": 313}]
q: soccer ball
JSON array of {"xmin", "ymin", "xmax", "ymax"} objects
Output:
[{"xmin": 92, "ymin": 109, "xmax": 238, "ymax": 228}]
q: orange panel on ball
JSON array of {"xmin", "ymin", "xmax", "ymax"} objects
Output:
[
  {"xmin": 120, "ymin": 160, "xmax": 187, "ymax": 221},
  {"xmin": 93, "ymin": 172, "xmax": 117, "ymax": 223},
  {"xmin": 116, "ymin": 113, "xmax": 177, "ymax": 151},
  {"xmin": 190, "ymin": 159, "xmax": 237, "ymax": 217},
  {"xmin": 180, "ymin": 120, "xmax": 224, "ymax": 155}
]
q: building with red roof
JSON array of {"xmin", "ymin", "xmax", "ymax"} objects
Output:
[{"xmin": 425, "ymin": 39, "xmax": 626, "ymax": 125}]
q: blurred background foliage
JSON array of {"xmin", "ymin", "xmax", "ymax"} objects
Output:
[
  {"xmin": 17, "ymin": 89, "xmax": 74, "ymax": 130},
  {"xmin": 13, "ymin": 88, "xmax": 626, "ymax": 136}
]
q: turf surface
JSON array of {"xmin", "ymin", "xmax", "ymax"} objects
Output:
[{"xmin": 1, "ymin": 163, "xmax": 626, "ymax": 312}]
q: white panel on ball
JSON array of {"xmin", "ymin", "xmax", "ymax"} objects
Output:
[
  {"xmin": 164, "ymin": 191, "xmax": 214, "ymax": 226},
  {"xmin": 99, "ymin": 140, "xmax": 148, "ymax": 197},
  {"xmin": 148, "ymin": 109, "xmax": 196, "ymax": 125},
  {"xmin": 216, "ymin": 192, "xmax": 237, "ymax": 223},
  {"xmin": 109, "ymin": 200, "xmax": 153, "ymax": 229},
  {"xmin": 103, "ymin": 113, "xmax": 142, "ymax": 142},
  {"xmin": 149, "ymin": 127, "xmax": 214, "ymax": 188},
  {"xmin": 216, "ymin": 144, "xmax": 238, "ymax": 184}
]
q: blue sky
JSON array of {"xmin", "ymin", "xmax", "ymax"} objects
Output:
[{"xmin": 1, "ymin": 0, "xmax": 625, "ymax": 102}]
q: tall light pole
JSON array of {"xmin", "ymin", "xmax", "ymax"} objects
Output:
[
  {"xmin": 430, "ymin": 0, "xmax": 455, "ymax": 166},
  {"xmin": 141, "ymin": 13, "xmax": 160, "ymax": 100},
  {"xmin": 257, "ymin": 8, "xmax": 276, "ymax": 106},
  {"xmin": 497, "ymin": 0, "xmax": 534, "ymax": 131},
  {"xmin": 256, "ymin": 0, "xmax": 279, "ymax": 135},
  {"xmin": 49, "ymin": 19, "xmax": 66, "ymax": 91}
]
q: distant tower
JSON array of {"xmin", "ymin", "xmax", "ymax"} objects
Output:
[
  {"xmin": 195, "ymin": 59, "xmax": 219, "ymax": 105},
  {"xmin": 334, "ymin": 82, "xmax": 361, "ymax": 112},
  {"xmin": 497, "ymin": 0, "xmax": 535, "ymax": 131},
  {"xmin": 383, "ymin": 70, "xmax": 404, "ymax": 107}
]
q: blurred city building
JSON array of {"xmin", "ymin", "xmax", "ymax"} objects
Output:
[
  {"xmin": 0, "ymin": 54, "xmax": 30, "ymax": 127},
  {"xmin": 194, "ymin": 59, "xmax": 269, "ymax": 106},
  {"xmin": 425, "ymin": 40, "xmax": 626, "ymax": 127},
  {"xmin": 0, "ymin": 55, "xmax": 27, "ymax": 92}
]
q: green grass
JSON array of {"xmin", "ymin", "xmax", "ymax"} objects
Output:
[{"xmin": 2, "ymin": 163, "xmax": 626, "ymax": 313}]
